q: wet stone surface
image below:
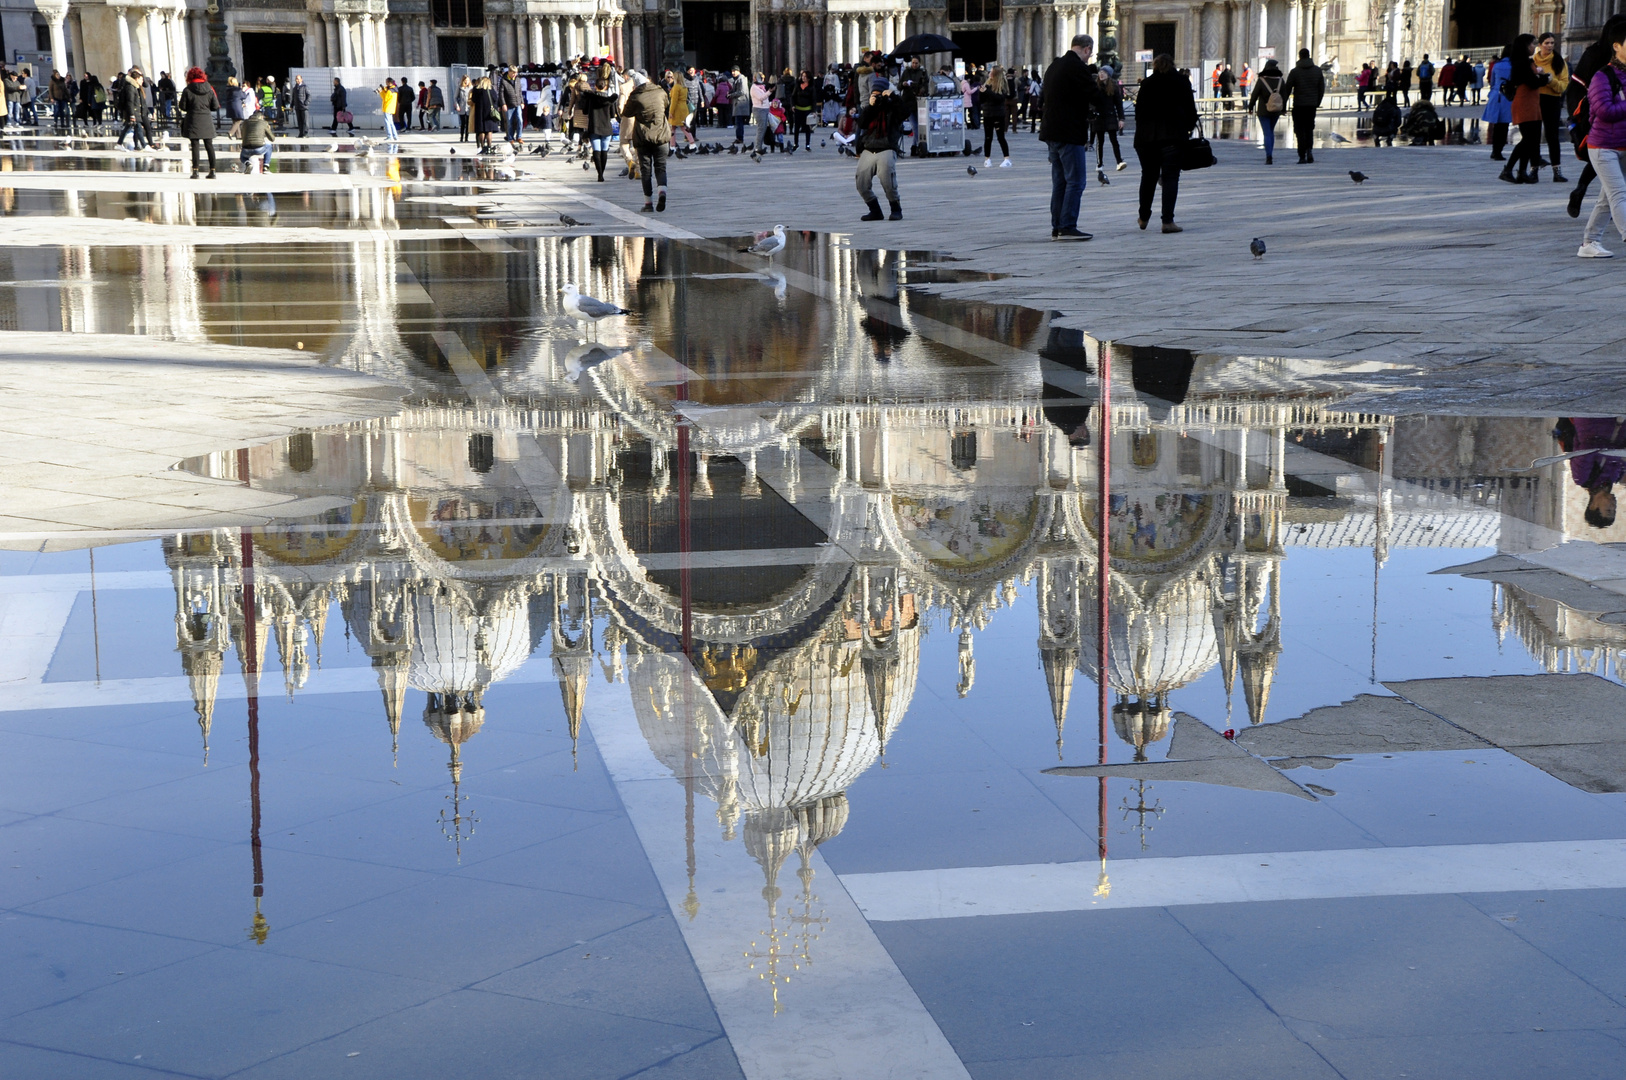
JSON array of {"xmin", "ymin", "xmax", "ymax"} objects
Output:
[{"xmin": 2, "ymin": 228, "xmax": 1626, "ymax": 1080}]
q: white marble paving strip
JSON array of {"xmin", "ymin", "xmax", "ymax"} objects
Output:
[
  {"xmin": 0, "ymin": 571, "xmax": 174, "ymax": 593},
  {"xmin": 0, "ymin": 662, "xmax": 558, "ymax": 713},
  {"xmin": 2, "ymin": 547, "xmax": 835, "ymax": 593},
  {"xmin": 0, "ymin": 591, "xmax": 78, "ymax": 685},
  {"xmin": 841, "ymin": 840, "xmax": 1626, "ymax": 923},
  {"xmin": 585, "ymin": 688, "xmax": 973, "ymax": 1080}
]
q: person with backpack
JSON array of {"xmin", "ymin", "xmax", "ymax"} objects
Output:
[
  {"xmin": 1093, "ymin": 67, "xmax": 1125, "ymax": 182},
  {"xmin": 1566, "ymin": 16, "xmax": 1626, "ymax": 217},
  {"xmin": 1248, "ymin": 58, "xmax": 1286, "ymax": 163},
  {"xmin": 85, "ymin": 74, "xmax": 106, "ymax": 127},
  {"xmin": 1417, "ymin": 55, "xmax": 1435, "ymax": 103},
  {"xmin": 1282, "ymin": 48, "xmax": 1325, "ymax": 163},
  {"xmin": 1579, "ymin": 21, "xmax": 1626, "ymax": 257},
  {"xmin": 623, "ymin": 72, "xmax": 671, "ymax": 212},
  {"xmin": 1500, "ymin": 34, "xmax": 1551, "ymax": 185}
]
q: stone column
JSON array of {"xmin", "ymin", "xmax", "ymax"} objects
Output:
[
  {"xmin": 70, "ymin": 9, "xmax": 90, "ymax": 73},
  {"xmin": 357, "ymin": 14, "xmax": 373, "ymax": 65},
  {"xmin": 377, "ymin": 13, "xmax": 390, "ymax": 65},
  {"xmin": 828, "ymin": 15, "xmax": 842, "ymax": 64},
  {"xmin": 1287, "ymin": 0, "xmax": 1300, "ymax": 58},
  {"xmin": 1314, "ymin": 2, "xmax": 1326, "ymax": 60},
  {"xmin": 41, "ymin": 5, "xmax": 68, "ymax": 73},
  {"xmin": 1256, "ymin": 0, "xmax": 1266, "ymax": 59},
  {"xmin": 546, "ymin": 16, "xmax": 560, "ymax": 61},
  {"xmin": 338, "ymin": 14, "xmax": 353, "ymax": 66},
  {"xmin": 170, "ymin": 8, "xmax": 190, "ymax": 71}
]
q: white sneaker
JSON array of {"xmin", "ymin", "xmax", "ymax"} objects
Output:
[
  {"xmin": 1578, "ymin": 240, "xmax": 1615, "ymax": 258},
  {"xmin": 999, "ymin": 157, "xmax": 1011, "ymax": 168},
  {"xmin": 984, "ymin": 158, "xmax": 991, "ymax": 167},
  {"xmin": 1115, "ymin": 160, "xmax": 1127, "ymax": 170}
]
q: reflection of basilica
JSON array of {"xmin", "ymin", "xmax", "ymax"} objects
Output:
[{"xmin": 145, "ymin": 234, "xmax": 1626, "ymax": 999}]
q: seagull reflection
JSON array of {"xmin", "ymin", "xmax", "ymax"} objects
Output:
[{"xmin": 563, "ymin": 341, "xmax": 624, "ymax": 382}]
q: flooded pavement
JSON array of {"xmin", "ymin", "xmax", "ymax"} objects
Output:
[{"xmin": 4, "ymin": 232, "xmax": 1626, "ymax": 1080}]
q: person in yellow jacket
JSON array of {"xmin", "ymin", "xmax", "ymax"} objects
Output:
[
  {"xmin": 378, "ymin": 78, "xmax": 399, "ymax": 142},
  {"xmin": 1535, "ymin": 31, "xmax": 1572, "ymax": 183}
]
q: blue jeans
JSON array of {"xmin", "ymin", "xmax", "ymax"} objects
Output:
[
  {"xmin": 1047, "ymin": 141, "xmax": 1088, "ymax": 231},
  {"xmin": 1261, "ymin": 114, "xmax": 1278, "ymax": 158},
  {"xmin": 733, "ymin": 112, "xmax": 746, "ymax": 142},
  {"xmin": 506, "ymin": 106, "xmax": 522, "ymax": 141},
  {"xmin": 589, "ymin": 135, "xmax": 609, "ymax": 151},
  {"xmin": 240, "ymin": 143, "xmax": 274, "ymax": 169},
  {"xmin": 382, "ymin": 113, "xmax": 398, "ymax": 140}
]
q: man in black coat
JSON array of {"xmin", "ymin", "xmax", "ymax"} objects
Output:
[
  {"xmin": 291, "ymin": 74, "xmax": 311, "ymax": 137},
  {"xmin": 1282, "ymin": 48, "xmax": 1325, "ymax": 163},
  {"xmin": 1040, "ymin": 34, "xmax": 1102, "ymax": 241},
  {"xmin": 500, "ymin": 66, "xmax": 524, "ymax": 147}
]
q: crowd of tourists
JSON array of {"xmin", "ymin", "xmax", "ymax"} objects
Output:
[{"xmin": 2, "ymin": 15, "xmax": 1623, "ymax": 259}]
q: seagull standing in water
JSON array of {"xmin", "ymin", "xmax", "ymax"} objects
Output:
[
  {"xmin": 561, "ymin": 283, "xmax": 630, "ymax": 341},
  {"xmin": 741, "ymin": 225, "xmax": 786, "ymax": 260}
]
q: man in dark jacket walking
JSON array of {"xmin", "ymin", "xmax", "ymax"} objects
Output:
[
  {"xmin": 1282, "ymin": 49, "xmax": 1325, "ymax": 163},
  {"xmin": 500, "ymin": 67, "xmax": 524, "ymax": 147},
  {"xmin": 291, "ymin": 74, "xmax": 310, "ymax": 137},
  {"xmin": 1040, "ymin": 34, "xmax": 1101, "ymax": 240},
  {"xmin": 329, "ymin": 78, "xmax": 353, "ymax": 133}
]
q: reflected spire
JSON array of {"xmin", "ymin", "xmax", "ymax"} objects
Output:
[{"xmin": 1040, "ymin": 646, "xmax": 1077, "ymax": 759}]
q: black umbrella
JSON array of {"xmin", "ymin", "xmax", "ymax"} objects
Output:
[{"xmin": 888, "ymin": 33, "xmax": 961, "ymax": 58}]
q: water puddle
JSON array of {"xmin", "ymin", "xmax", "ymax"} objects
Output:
[{"xmin": 2, "ymin": 231, "xmax": 1623, "ymax": 1078}]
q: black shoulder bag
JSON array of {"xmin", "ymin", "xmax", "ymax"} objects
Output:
[{"xmin": 1180, "ymin": 114, "xmax": 1217, "ymax": 170}]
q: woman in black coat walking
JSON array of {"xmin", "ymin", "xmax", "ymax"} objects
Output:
[
  {"xmin": 1133, "ymin": 54, "xmax": 1198, "ymax": 233},
  {"xmin": 177, "ymin": 66, "xmax": 219, "ymax": 179}
]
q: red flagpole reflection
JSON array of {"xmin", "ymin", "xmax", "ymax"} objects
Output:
[{"xmin": 1097, "ymin": 341, "xmax": 1112, "ymax": 873}]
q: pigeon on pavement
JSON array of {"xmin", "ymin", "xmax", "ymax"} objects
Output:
[
  {"xmin": 1250, "ymin": 238, "xmax": 1267, "ymax": 260},
  {"xmin": 967, "ymin": 165, "xmax": 978, "ymax": 175},
  {"xmin": 559, "ymin": 213, "xmax": 588, "ymax": 227},
  {"xmin": 1349, "ymin": 170, "xmax": 1368, "ymax": 183}
]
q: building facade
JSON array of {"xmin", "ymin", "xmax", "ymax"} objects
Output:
[{"xmin": 0, "ymin": 0, "xmax": 1565, "ymax": 86}]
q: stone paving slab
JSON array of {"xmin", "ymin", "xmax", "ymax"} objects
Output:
[
  {"xmin": 0, "ymin": 332, "xmax": 404, "ymax": 544},
  {"xmin": 505, "ymin": 122, "xmax": 1626, "ymax": 410}
]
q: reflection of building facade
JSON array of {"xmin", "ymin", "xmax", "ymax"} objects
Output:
[{"xmin": 142, "ymin": 231, "xmax": 1626, "ymax": 1008}]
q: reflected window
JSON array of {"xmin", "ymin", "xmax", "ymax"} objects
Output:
[
  {"xmin": 1131, "ymin": 432, "xmax": 1159, "ymax": 468},
  {"xmin": 468, "ymin": 433, "xmax": 495, "ymax": 474},
  {"xmin": 287, "ymin": 432, "xmax": 315, "ymax": 473}
]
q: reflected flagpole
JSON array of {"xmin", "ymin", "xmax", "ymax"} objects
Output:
[
  {"xmin": 1096, "ymin": 340, "xmax": 1111, "ymax": 896},
  {"xmin": 240, "ymin": 527, "xmax": 268, "ymax": 944}
]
